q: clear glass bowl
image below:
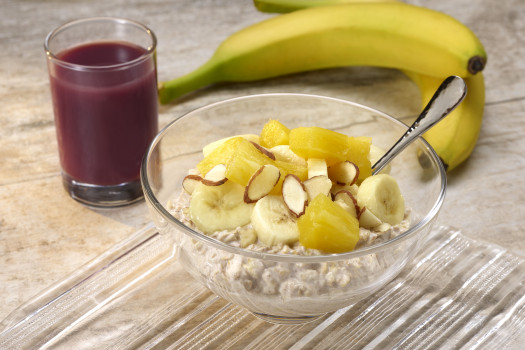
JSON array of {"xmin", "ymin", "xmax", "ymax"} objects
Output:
[{"xmin": 141, "ymin": 93, "xmax": 446, "ymax": 324}]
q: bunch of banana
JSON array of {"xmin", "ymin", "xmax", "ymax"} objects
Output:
[
  {"xmin": 159, "ymin": 1, "xmax": 487, "ymax": 170},
  {"xmin": 251, "ymin": 0, "xmax": 487, "ymax": 171}
]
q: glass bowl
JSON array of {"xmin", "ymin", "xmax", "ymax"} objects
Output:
[{"xmin": 141, "ymin": 93, "xmax": 446, "ymax": 324}]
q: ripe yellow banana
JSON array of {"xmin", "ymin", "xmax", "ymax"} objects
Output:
[
  {"xmin": 253, "ymin": 0, "xmax": 486, "ymax": 170},
  {"xmin": 158, "ymin": 2, "xmax": 486, "ymax": 104},
  {"xmin": 404, "ymin": 71, "xmax": 485, "ymax": 171}
]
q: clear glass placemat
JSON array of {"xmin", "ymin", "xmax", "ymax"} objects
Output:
[{"xmin": 1, "ymin": 224, "xmax": 524, "ymax": 349}]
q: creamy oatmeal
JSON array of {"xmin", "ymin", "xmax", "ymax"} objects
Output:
[{"xmin": 168, "ymin": 190, "xmax": 410, "ymax": 309}]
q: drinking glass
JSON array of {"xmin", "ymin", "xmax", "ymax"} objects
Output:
[{"xmin": 45, "ymin": 17, "xmax": 158, "ymax": 207}]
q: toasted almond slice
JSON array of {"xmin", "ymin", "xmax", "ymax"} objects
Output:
[
  {"xmin": 307, "ymin": 158, "xmax": 328, "ymax": 178},
  {"xmin": 202, "ymin": 164, "xmax": 228, "ymax": 185},
  {"xmin": 303, "ymin": 175, "xmax": 332, "ymax": 202},
  {"xmin": 333, "ymin": 190, "xmax": 359, "ymax": 218},
  {"xmin": 250, "ymin": 141, "xmax": 276, "ymax": 160},
  {"xmin": 328, "ymin": 161, "xmax": 359, "ymax": 185},
  {"xmin": 244, "ymin": 164, "xmax": 281, "ymax": 203},
  {"xmin": 282, "ymin": 174, "xmax": 308, "ymax": 217},
  {"xmin": 358, "ymin": 207, "xmax": 382, "ymax": 229},
  {"xmin": 182, "ymin": 174, "xmax": 204, "ymax": 194},
  {"xmin": 331, "ymin": 183, "xmax": 359, "ymax": 197}
]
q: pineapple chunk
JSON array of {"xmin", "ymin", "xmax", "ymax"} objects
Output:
[
  {"xmin": 274, "ymin": 160, "xmax": 308, "ymax": 182},
  {"xmin": 289, "ymin": 127, "xmax": 349, "ymax": 166},
  {"xmin": 289, "ymin": 127, "xmax": 372, "ymax": 183},
  {"xmin": 197, "ymin": 137, "xmax": 307, "ymax": 190},
  {"xmin": 347, "ymin": 136, "xmax": 372, "ymax": 183},
  {"xmin": 297, "ymin": 194, "xmax": 360, "ymax": 253},
  {"xmin": 260, "ymin": 119, "xmax": 290, "ymax": 148},
  {"xmin": 197, "ymin": 137, "xmax": 273, "ymax": 186},
  {"xmin": 202, "ymin": 134, "xmax": 260, "ymax": 157},
  {"xmin": 197, "ymin": 137, "xmax": 241, "ymax": 175}
]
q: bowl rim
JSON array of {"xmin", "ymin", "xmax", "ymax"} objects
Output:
[{"xmin": 141, "ymin": 93, "xmax": 447, "ymax": 263}]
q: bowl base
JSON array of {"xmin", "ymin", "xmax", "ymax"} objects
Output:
[{"xmin": 252, "ymin": 312, "xmax": 325, "ymax": 325}]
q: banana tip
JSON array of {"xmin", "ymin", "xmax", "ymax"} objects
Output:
[{"xmin": 468, "ymin": 56, "xmax": 486, "ymax": 75}]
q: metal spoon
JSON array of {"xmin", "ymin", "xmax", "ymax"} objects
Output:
[{"xmin": 372, "ymin": 75, "xmax": 467, "ymax": 175}]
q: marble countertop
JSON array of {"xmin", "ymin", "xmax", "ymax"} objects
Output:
[{"xmin": 1, "ymin": 0, "xmax": 525, "ymax": 345}]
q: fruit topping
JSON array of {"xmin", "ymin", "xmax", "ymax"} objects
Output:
[
  {"xmin": 189, "ymin": 180, "xmax": 255, "ymax": 234},
  {"xmin": 251, "ymin": 195, "xmax": 300, "ymax": 246},
  {"xmin": 307, "ymin": 158, "xmax": 328, "ymax": 178},
  {"xmin": 298, "ymin": 194, "xmax": 360, "ymax": 253},
  {"xmin": 260, "ymin": 119, "xmax": 290, "ymax": 148},
  {"xmin": 356, "ymin": 174, "xmax": 405, "ymax": 225},
  {"xmin": 184, "ymin": 121, "xmax": 406, "ymax": 253}
]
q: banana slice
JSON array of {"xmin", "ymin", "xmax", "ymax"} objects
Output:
[
  {"xmin": 307, "ymin": 158, "xmax": 328, "ymax": 178},
  {"xmin": 270, "ymin": 145, "xmax": 307, "ymax": 167},
  {"xmin": 369, "ymin": 144, "xmax": 391, "ymax": 174},
  {"xmin": 356, "ymin": 174, "xmax": 405, "ymax": 225},
  {"xmin": 251, "ymin": 195, "xmax": 300, "ymax": 246},
  {"xmin": 189, "ymin": 181, "xmax": 255, "ymax": 234}
]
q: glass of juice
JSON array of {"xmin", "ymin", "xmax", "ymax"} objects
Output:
[{"xmin": 44, "ymin": 17, "xmax": 158, "ymax": 207}]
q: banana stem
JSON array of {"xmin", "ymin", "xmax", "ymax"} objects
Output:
[{"xmin": 158, "ymin": 60, "xmax": 218, "ymax": 104}]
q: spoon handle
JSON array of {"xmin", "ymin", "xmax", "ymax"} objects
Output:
[{"xmin": 372, "ymin": 75, "xmax": 467, "ymax": 175}]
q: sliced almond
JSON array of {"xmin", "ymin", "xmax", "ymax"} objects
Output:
[
  {"xmin": 244, "ymin": 164, "xmax": 281, "ymax": 203},
  {"xmin": 282, "ymin": 174, "xmax": 308, "ymax": 217},
  {"xmin": 328, "ymin": 161, "xmax": 359, "ymax": 185},
  {"xmin": 307, "ymin": 158, "xmax": 328, "ymax": 178},
  {"xmin": 303, "ymin": 175, "xmax": 332, "ymax": 202},
  {"xmin": 331, "ymin": 183, "xmax": 359, "ymax": 197},
  {"xmin": 250, "ymin": 141, "xmax": 276, "ymax": 160},
  {"xmin": 358, "ymin": 207, "xmax": 382, "ymax": 229},
  {"xmin": 182, "ymin": 174, "xmax": 204, "ymax": 194},
  {"xmin": 333, "ymin": 190, "xmax": 359, "ymax": 218},
  {"xmin": 202, "ymin": 164, "xmax": 228, "ymax": 186}
]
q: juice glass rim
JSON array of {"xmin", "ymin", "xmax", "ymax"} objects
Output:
[{"xmin": 44, "ymin": 16, "xmax": 157, "ymax": 72}]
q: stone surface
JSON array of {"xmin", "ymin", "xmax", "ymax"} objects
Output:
[{"xmin": 1, "ymin": 0, "xmax": 525, "ymax": 333}]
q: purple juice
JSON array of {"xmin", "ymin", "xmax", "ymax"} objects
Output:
[{"xmin": 49, "ymin": 41, "xmax": 158, "ymax": 188}]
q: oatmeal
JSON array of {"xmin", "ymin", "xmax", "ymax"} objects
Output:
[
  {"xmin": 168, "ymin": 190, "xmax": 410, "ymax": 305},
  {"xmin": 170, "ymin": 122, "xmax": 412, "ymax": 315}
]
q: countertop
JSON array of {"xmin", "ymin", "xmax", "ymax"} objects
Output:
[{"xmin": 1, "ymin": 0, "xmax": 524, "ymax": 347}]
